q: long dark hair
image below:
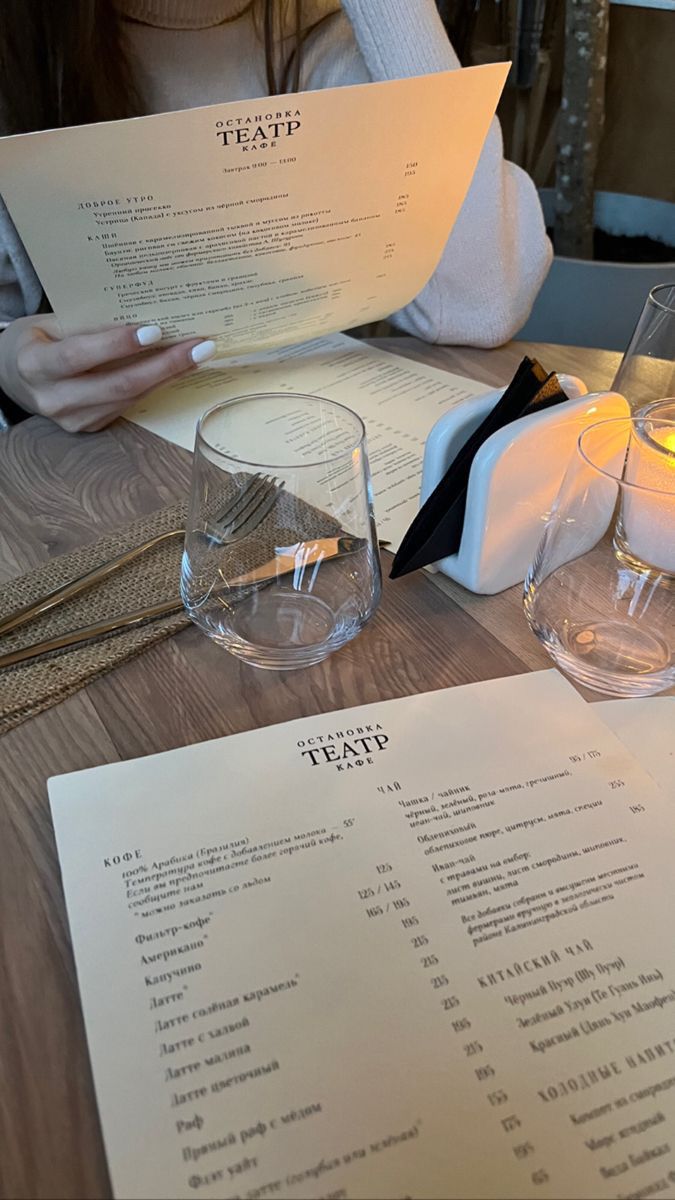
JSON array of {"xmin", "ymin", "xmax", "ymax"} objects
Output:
[{"xmin": 0, "ymin": 0, "xmax": 335, "ymax": 135}]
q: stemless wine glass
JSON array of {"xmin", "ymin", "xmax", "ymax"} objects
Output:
[
  {"xmin": 524, "ymin": 413, "xmax": 675, "ymax": 697},
  {"xmin": 181, "ymin": 392, "xmax": 381, "ymax": 669},
  {"xmin": 612, "ymin": 282, "xmax": 675, "ymax": 412}
]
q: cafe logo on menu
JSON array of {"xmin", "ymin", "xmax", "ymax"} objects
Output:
[
  {"xmin": 297, "ymin": 725, "xmax": 389, "ymax": 772},
  {"xmin": 215, "ymin": 110, "xmax": 302, "ymax": 152}
]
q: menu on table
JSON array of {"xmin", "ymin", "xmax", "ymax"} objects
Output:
[
  {"xmin": 126, "ymin": 332, "xmax": 490, "ymax": 551},
  {"xmin": 49, "ymin": 670, "xmax": 675, "ymax": 1199},
  {"xmin": 595, "ymin": 698, "xmax": 674, "ymax": 803},
  {"xmin": 0, "ymin": 66, "xmax": 507, "ymax": 354}
]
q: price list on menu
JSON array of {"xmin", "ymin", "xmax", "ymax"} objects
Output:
[{"xmin": 49, "ymin": 671, "xmax": 675, "ymax": 1199}]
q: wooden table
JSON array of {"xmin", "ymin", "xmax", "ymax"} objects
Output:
[{"xmin": 0, "ymin": 338, "xmax": 621, "ymax": 1200}]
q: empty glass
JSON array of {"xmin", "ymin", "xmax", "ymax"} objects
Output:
[
  {"xmin": 524, "ymin": 413, "xmax": 675, "ymax": 697},
  {"xmin": 612, "ymin": 283, "xmax": 675, "ymax": 413},
  {"xmin": 181, "ymin": 392, "xmax": 381, "ymax": 669}
]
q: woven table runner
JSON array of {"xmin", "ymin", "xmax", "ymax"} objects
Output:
[{"xmin": 0, "ymin": 502, "xmax": 190, "ymax": 736}]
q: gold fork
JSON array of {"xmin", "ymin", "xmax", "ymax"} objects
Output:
[{"xmin": 0, "ymin": 473, "xmax": 283, "ymax": 641}]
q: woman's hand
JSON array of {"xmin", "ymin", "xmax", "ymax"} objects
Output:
[{"xmin": 0, "ymin": 315, "xmax": 217, "ymax": 432}]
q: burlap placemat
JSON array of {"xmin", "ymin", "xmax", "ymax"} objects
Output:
[
  {"xmin": 0, "ymin": 484, "xmax": 344, "ymax": 736},
  {"xmin": 0, "ymin": 501, "xmax": 190, "ymax": 736}
]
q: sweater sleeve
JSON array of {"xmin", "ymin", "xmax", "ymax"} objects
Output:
[
  {"xmin": 0, "ymin": 197, "xmax": 43, "ymax": 329},
  {"xmin": 305, "ymin": 0, "xmax": 552, "ymax": 347}
]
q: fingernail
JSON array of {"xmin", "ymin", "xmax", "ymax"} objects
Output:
[
  {"xmin": 191, "ymin": 340, "xmax": 216, "ymax": 364},
  {"xmin": 136, "ymin": 324, "xmax": 162, "ymax": 346}
]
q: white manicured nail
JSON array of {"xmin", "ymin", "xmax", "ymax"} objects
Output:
[
  {"xmin": 136, "ymin": 324, "xmax": 162, "ymax": 346},
  {"xmin": 191, "ymin": 340, "xmax": 216, "ymax": 364}
]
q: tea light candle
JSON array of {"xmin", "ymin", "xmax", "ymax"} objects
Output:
[{"xmin": 622, "ymin": 409, "xmax": 675, "ymax": 574}]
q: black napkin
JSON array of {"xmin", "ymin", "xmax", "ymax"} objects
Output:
[{"xmin": 390, "ymin": 358, "xmax": 569, "ymax": 579}]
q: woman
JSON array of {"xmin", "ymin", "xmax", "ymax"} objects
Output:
[{"xmin": 0, "ymin": 0, "xmax": 552, "ymax": 430}]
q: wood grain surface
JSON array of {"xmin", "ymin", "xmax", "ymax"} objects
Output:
[{"xmin": 0, "ymin": 339, "xmax": 621, "ymax": 1200}]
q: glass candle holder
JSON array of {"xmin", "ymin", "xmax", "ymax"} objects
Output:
[{"xmin": 618, "ymin": 399, "xmax": 675, "ymax": 575}]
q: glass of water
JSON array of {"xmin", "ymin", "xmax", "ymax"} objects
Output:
[
  {"xmin": 524, "ymin": 412, "xmax": 675, "ymax": 697},
  {"xmin": 181, "ymin": 392, "xmax": 381, "ymax": 669}
]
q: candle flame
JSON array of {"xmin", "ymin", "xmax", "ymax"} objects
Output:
[{"xmin": 653, "ymin": 429, "xmax": 675, "ymax": 457}]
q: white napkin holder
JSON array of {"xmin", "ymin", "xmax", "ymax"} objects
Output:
[{"xmin": 420, "ymin": 376, "xmax": 630, "ymax": 594}]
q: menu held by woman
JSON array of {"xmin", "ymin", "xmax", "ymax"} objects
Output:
[
  {"xmin": 0, "ymin": 65, "xmax": 507, "ymax": 354},
  {"xmin": 49, "ymin": 670, "xmax": 675, "ymax": 1199}
]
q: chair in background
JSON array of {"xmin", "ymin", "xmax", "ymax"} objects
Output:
[
  {"xmin": 516, "ymin": 256, "xmax": 675, "ymax": 351},
  {"xmin": 516, "ymin": 189, "xmax": 675, "ymax": 350}
]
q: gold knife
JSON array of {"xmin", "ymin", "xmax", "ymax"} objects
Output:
[
  {"xmin": 227, "ymin": 535, "xmax": 367, "ymax": 586},
  {"xmin": 0, "ymin": 536, "xmax": 372, "ymax": 669},
  {"xmin": 0, "ymin": 598, "xmax": 184, "ymax": 669}
]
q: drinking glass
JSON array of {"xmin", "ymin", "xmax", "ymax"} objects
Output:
[
  {"xmin": 524, "ymin": 413, "xmax": 675, "ymax": 697},
  {"xmin": 181, "ymin": 392, "xmax": 381, "ymax": 669},
  {"xmin": 612, "ymin": 283, "xmax": 675, "ymax": 412}
]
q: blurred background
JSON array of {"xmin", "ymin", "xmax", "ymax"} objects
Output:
[{"xmin": 436, "ymin": 0, "xmax": 675, "ymax": 348}]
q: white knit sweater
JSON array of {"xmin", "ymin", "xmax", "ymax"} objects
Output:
[{"xmin": 0, "ymin": 0, "xmax": 552, "ymax": 347}]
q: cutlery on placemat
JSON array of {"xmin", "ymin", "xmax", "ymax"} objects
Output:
[
  {"xmin": 0, "ymin": 535, "xmax": 376, "ymax": 669},
  {"xmin": 0, "ymin": 473, "xmax": 283, "ymax": 640},
  {"xmin": 0, "ymin": 599, "xmax": 186, "ymax": 668}
]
